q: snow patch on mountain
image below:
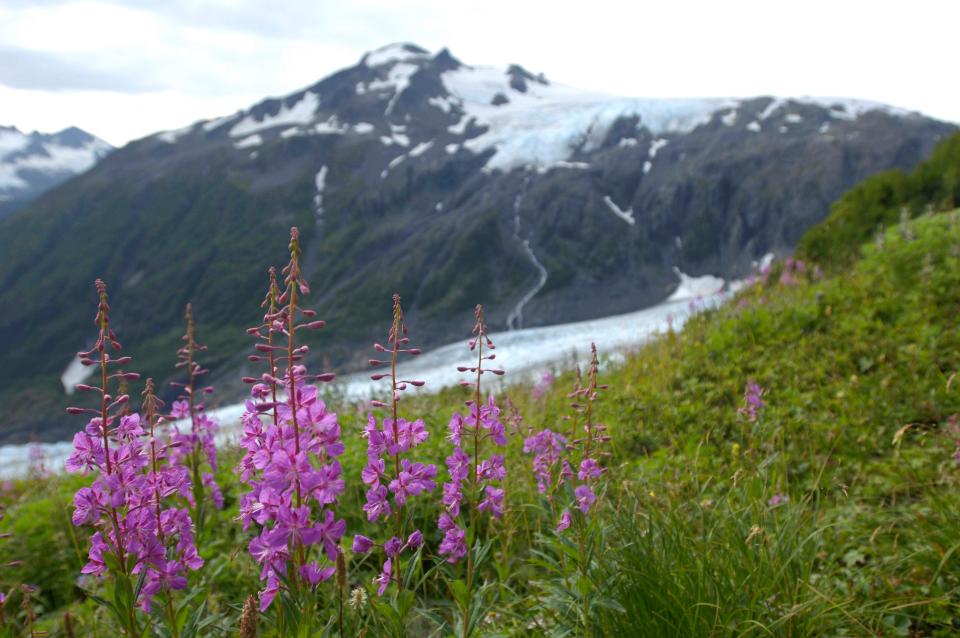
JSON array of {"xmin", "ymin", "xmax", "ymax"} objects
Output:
[
  {"xmin": 230, "ymin": 92, "xmax": 320, "ymax": 138},
  {"xmin": 364, "ymin": 43, "xmax": 429, "ymax": 68},
  {"xmin": 429, "ymin": 95, "xmax": 459, "ymax": 114},
  {"xmin": 314, "ymin": 115, "xmax": 348, "ymax": 135},
  {"xmin": 60, "ymin": 355, "xmax": 95, "ymax": 395},
  {"xmin": 668, "ymin": 268, "xmax": 725, "ymax": 301},
  {"xmin": 156, "ymin": 124, "xmax": 195, "ymax": 144},
  {"xmin": 535, "ymin": 160, "xmax": 590, "ymax": 173},
  {"xmin": 801, "ymin": 97, "xmax": 915, "ymax": 121},
  {"xmin": 313, "ymin": 165, "xmax": 328, "ymax": 216},
  {"xmin": 367, "ymin": 62, "xmax": 421, "ymax": 116},
  {"xmin": 644, "ymin": 138, "xmax": 668, "ymax": 174},
  {"xmin": 234, "ymin": 134, "xmax": 262, "ymax": 149},
  {"xmin": 603, "ymin": 195, "xmax": 635, "ymax": 225},
  {"xmin": 408, "ymin": 140, "xmax": 434, "ymax": 157},
  {"xmin": 649, "ymin": 138, "xmax": 668, "ymax": 158}
]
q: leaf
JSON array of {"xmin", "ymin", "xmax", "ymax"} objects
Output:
[
  {"xmin": 450, "ymin": 579, "xmax": 470, "ymax": 610},
  {"xmin": 395, "ymin": 589, "xmax": 416, "ymax": 620}
]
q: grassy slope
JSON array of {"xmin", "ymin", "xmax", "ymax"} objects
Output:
[
  {"xmin": 1, "ymin": 208, "xmax": 959, "ymax": 635},
  {"xmin": 590, "ymin": 209, "xmax": 960, "ymax": 635}
]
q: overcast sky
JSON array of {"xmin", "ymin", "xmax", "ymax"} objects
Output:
[{"xmin": 1, "ymin": 0, "xmax": 955, "ymax": 147}]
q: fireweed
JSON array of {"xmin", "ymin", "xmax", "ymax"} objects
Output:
[
  {"xmin": 530, "ymin": 370, "xmax": 555, "ymax": 401},
  {"xmin": 0, "ymin": 503, "xmax": 12, "ymax": 631},
  {"xmin": 437, "ymin": 305, "xmax": 507, "ymax": 637},
  {"xmin": 168, "ymin": 303, "xmax": 223, "ymax": 532},
  {"xmin": 237, "ymin": 228, "xmax": 345, "ymax": 623},
  {"xmin": 565, "ymin": 344, "xmax": 610, "ymax": 521},
  {"xmin": 64, "ymin": 280, "xmax": 202, "ymax": 635},
  {"xmin": 353, "ymin": 294, "xmax": 435, "ymax": 598},
  {"xmin": 738, "ymin": 381, "xmax": 765, "ymax": 422},
  {"xmin": 526, "ymin": 344, "xmax": 610, "ymax": 635}
]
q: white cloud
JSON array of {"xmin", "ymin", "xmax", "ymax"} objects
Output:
[{"xmin": 0, "ymin": 0, "xmax": 956, "ymax": 145}]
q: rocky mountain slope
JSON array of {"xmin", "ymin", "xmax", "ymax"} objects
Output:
[
  {"xmin": 0, "ymin": 43, "xmax": 954, "ymax": 443},
  {"xmin": 0, "ymin": 125, "xmax": 111, "ymax": 219}
]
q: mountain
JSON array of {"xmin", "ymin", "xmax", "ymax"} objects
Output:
[
  {"xmin": 0, "ymin": 43, "xmax": 954, "ymax": 443},
  {"xmin": 0, "ymin": 125, "xmax": 112, "ymax": 218}
]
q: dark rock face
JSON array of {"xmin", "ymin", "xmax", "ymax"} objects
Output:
[
  {"xmin": 0, "ymin": 43, "xmax": 953, "ymax": 442},
  {"xmin": 0, "ymin": 125, "xmax": 112, "ymax": 219}
]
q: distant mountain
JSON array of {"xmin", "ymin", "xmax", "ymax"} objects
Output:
[
  {"xmin": 0, "ymin": 125, "xmax": 112, "ymax": 218},
  {"xmin": 0, "ymin": 43, "xmax": 954, "ymax": 443}
]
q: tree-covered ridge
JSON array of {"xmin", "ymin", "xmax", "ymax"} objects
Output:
[{"xmin": 798, "ymin": 131, "xmax": 960, "ymax": 269}]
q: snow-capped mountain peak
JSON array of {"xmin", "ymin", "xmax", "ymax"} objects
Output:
[
  {"xmin": 362, "ymin": 43, "xmax": 431, "ymax": 68},
  {"xmin": 0, "ymin": 125, "xmax": 112, "ymax": 218},
  {"xmin": 150, "ymin": 43, "xmax": 928, "ymax": 178}
]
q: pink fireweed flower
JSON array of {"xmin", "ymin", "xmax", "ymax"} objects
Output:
[
  {"xmin": 437, "ymin": 512, "xmax": 467, "ymax": 563},
  {"xmin": 556, "ymin": 509, "xmax": 572, "ymax": 534},
  {"xmin": 779, "ymin": 257, "xmax": 806, "ymax": 286},
  {"xmin": 549, "ymin": 343, "xmax": 610, "ymax": 522},
  {"xmin": 531, "ymin": 370, "xmax": 555, "ymax": 400},
  {"xmin": 64, "ymin": 281, "xmax": 203, "ymax": 618},
  {"xmin": 355, "ymin": 294, "xmax": 435, "ymax": 595},
  {"xmin": 574, "ymin": 485, "xmax": 596, "ymax": 514},
  {"xmin": 352, "ymin": 534, "xmax": 375, "ymax": 554},
  {"xmin": 767, "ymin": 493, "xmax": 788, "ymax": 507},
  {"xmin": 523, "ymin": 429, "xmax": 568, "ymax": 495},
  {"xmin": 437, "ymin": 305, "xmax": 509, "ymax": 564},
  {"xmin": 238, "ymin": 230, "xmax": 345, "ymax": 610},
  {"xmin": 374, "ymin": 558, "xmax": 392, "ymax": 596},
  {"xmin": 738, "ymin": 381, "xmax": 765, "ymax": 422}
]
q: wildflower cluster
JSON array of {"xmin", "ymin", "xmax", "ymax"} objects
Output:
[
  {"xmin": 64, "ymin": 280, "xmax": 202, "ymax": 621},
  {"xmin": 237, "ymin": 228, "xmax": 345, "ymax": 611},
  {"xmin": 353, "ymin": 294, "xmax": 435, "ymax": 595},
  {"xmin": 523, "ymin": 428, "xmax": 570, "ymax": 498},
  {"xmin": 168, "ymin": 303, "xmax": 223, "ymax": 512},
  {"xmin": 738, "ymin": 381, "xmax": 765, "ymax": 422},
  {"xmin": 527, "ymin": 344, "xmax": 609, "ymax": 533},
  {"xmin": 438, "ymin": 305, "xmax": 507, "ymax": 564},
  {"xmin": 778, "ymin": 257, "xmax": 807, "ymax": 286}
]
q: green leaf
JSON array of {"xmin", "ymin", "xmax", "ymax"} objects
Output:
[{"xmin": 450, "ymin": 579, "xmax": 470, "ymax": 610}]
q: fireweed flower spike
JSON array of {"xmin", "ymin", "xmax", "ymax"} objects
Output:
[
  {"xmin": 524, "ymin": 344, "xmax": 609, "ymax": 533},
  {"xmin": 168, "ymin": 303, "xmax": 223, "ymax": 524},
  {"xmin": 64, "ymin": 281, "xmax": 202, "ymax": 634},
  {"xmin": 353, "ymin": 294, "xmax": 435, "ymax": 596},
  {"xmin": 437, "ymin": 305, "xmax": 507, "ymax": 637},
  {"xmin": 237, "ymin": 228, "xmax": 346, "ymax": 615},
  {"xmin": 738, "ymin": 381, "xmax": 765, "ymax": 422},
  {"xmin": 565, "ymin": 343, "xmax": 609, "ymax": 520}
]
